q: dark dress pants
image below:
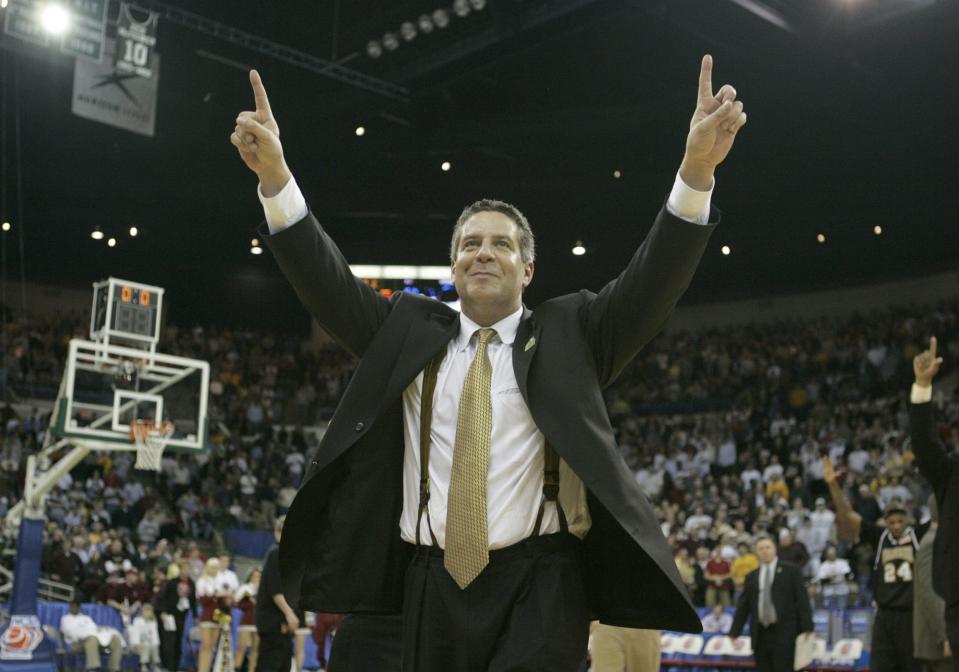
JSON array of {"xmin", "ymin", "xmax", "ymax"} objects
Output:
[
  {"xmin": 257, "ymin": 632, "xmax": 293, "ymax": 672},
  {"xmin": 873, "ymin": 609, "xmax": 921, "ymax": 672},
  {"xmin": 402, "ymin": 532, "xmax": 589, "ymax": 672},
  {"xmin": 328, "ymin": 612, "xmax": 403, "ymax": 672},
  {"xmin": 160, "ymin": 612, "xmax": 187, "ymax": 671},
  {"xmin": 753, "ymin": 624, "xmax": 796, "ymax": 672}
]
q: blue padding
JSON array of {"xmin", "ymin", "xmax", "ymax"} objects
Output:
[{"xmin": 224, "ymin": 529, "xmax": 275, "ymax": 559}]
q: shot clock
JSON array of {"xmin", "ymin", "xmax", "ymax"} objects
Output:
[{"xmin": 90, "ymin": 277, "xmax": 164, "ymax": 348}]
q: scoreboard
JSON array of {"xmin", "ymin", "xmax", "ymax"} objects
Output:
[{"xmin": 90, "ymin": 277, "xmax": 164, "ymax": 347}]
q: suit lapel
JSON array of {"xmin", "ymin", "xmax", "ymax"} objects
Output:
[
  {"xmin": 382, "ymin": 309, "xmax": 458, "ymax": 402},
  {"xmin": 512, "ymin": 307, "xmax": 540, "ymax": 406}
]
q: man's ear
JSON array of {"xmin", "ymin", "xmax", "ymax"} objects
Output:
[{"xmin": 523, "ymin": 261, "xmax": 534, "ymax": 288}]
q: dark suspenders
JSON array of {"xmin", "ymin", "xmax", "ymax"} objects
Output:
[{"xmin": 414, "ymin": 347, "xmax": 568, "ymax": 547}]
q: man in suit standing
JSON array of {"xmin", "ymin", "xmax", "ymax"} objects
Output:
[
  {"xmin": 911, "ymin": 337, "xmax": 957, "ymax": 671},
  {"xmin": 730, "ymin": 536, "xmax": 814, "ymax": 672},
  {"xmin": 231, "ymin": 54, "xmax": 747, "ymax": 671},
  {"xmin": 914, "ymin": 495, "xmax": 953, "ymax": 672},
  {"xmin": 256, "ymin": 516, "xmax": 298, "ymax": 672}
]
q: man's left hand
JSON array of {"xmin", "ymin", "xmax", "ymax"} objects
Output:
[{"xmin": 681, "ymin": 55, "xmax": 747, "ymax": 190}]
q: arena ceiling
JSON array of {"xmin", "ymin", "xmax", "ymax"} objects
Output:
[{"xmin": 1, "ymin": 0, "xmax": 957, "ymax": 329}]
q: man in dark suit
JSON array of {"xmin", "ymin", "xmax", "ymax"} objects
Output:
[
  {"xmin": 231, "ymin": 55, "xmax": 747, "ymax": 671},
  {"xmin": 911, "ymin": 337, "xmax": 958, "ymax": 670},
  {"xmin": 730, "ymin": 535, "xmax": 814, "ymax": 672}
]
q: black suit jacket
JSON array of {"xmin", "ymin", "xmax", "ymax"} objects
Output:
[
  {"xmin": 264, "ymin": 202, "xmax": 717, "ymax": 633},
  {"xmin": 730, "ymin": 562, "xmax": 813, "ymax": 647},
  {"xmin": 910, "ymin": 401, "xmax": 959, "ymax": 606}
]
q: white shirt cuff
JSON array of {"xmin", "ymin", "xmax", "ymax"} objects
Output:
[
  {"xmin": 666, "ymin": 171, "xmax": 713, "ymax": 225},
  {"xmin": 258, "ymin": 176, "xmax": 308, "ymax": 234},
  {"xmin": 910, "ymin": 383, "xmax": 932, "ymax": 404}
]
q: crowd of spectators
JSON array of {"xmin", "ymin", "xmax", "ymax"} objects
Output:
[{"xmin": 0, "ymin": 296, "xmax": 957, "ymax": 618}]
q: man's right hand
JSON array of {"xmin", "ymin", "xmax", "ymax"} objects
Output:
[
  {"xmin": 284, "ymin": 611, "xmax": 300, "ymax": 633},
  {"xmin": 231, "ymin": 70, "xmax": 291, "ymax": 197},
  {"xmin": 913, "ymin": 336, "xmax": 943, "ymax": 388}
]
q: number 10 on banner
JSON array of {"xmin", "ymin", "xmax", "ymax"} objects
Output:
[{"xmin": 114, "ymin": 1, "xmax": 158, "ymax": 79}]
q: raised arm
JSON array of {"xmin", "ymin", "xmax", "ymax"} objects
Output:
[
  {"xmin": 910, "ymin": 337, "xmax": 950, "ymax": 494},
  {"xmin": 585, "ymin": 55, "xmax": 747, "ymax": 386},
  {"xmin": 231, "ymin": 70, "xmax": 389, "ymax": 356},
  {"xmin": 823, "ymin": 456, "xmax": 862, "ymax": 542}
]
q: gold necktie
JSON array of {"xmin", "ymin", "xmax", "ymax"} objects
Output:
[{"xmin": 445, "ymin": 327, "xmax": 496, "ymax": 589}]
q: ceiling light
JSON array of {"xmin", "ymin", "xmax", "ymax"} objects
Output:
[
  {"xmin": 721, "ymin": 245, "xmax": 731, "ymax": 256},
  {"xmin": 40, "ymin": 4, "xmax": 70, "ymax": 35},
  {"xmin": 817, "ymin": 233, "xmax": 826, "ymax": 243},
  {"xmin": 453, "ymin": 0, "xmax": 471, "ymax": 17},
  {"xmin": 572, "ymin": 241, "xmax": 586, "ymax": 256},
  {"xmin": 366, "ymin": 40, "xmax": 383, "ymax": 59},
  {"xmin": 129, "ymin": 226, "xmax": 138, "ymax": 237},
  {"xmin": 355, "ymin": 126, "xmax": 366, "ymax": 137},
  {"xmin": 1, "ymin": 222, "xmax": 10, "ymax": 232},
  {"xmin": 613, "ymin": 170, "xmax": 622, "ymax": 179},
  {"xmin": 417, "ymin": 14, "xmax": 434, "ymax": 33},
  {"xmin": 250, "ymin": 238, "xmax": 260, "ymax": 247},
  {"xmin": 382, "ymin": 32, "xmax": 399, "ymax": 51},
  {"xmin": 251, "ymin": 246, "xmax": 264, "ymax": 255},
  {"xmin": 1, "ymin": 1, "xmax": 8, "ymax": 9},
  {"xmin": 107, "ymin": 237, "xmax": 117, "ymax": 248},
  {"xmin": 400, "ymin": 21, "xmax": 417, "ymax": 41},
  {"xmin": 469, "ymin": 0, "xmax": 486, "ymax": 9},
  {"xmin": 873, "ymin": 225, "xmax": 882, "ymax": 235},
  {"xmin": 91, "ymin": 227, "xmax": 104, "ymax": 240},
  {"xmin": 432, "ymin": 8, "xmax": 450, "ymax": 28},
  {"xmin": 441, "ymin": 161, "xmax": 451, "ymax": 172}
]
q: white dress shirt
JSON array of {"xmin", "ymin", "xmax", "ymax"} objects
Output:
[
  {"xmin": 127, "ymin": 616, "xmax": 161, "ymax": 648},
  {"xmin": 911, "ymin": 384, "xmax": 932, "ymax": 404},
  {"xmin": 758, "ymin": 557, "xmax": 778, "ymax": 624},
  {"xmin": 259, "ymin": 172, "xmax": 713, "ymax": 549},
  {"xmin": 60, "ymin": 612, "xmax": 98, "ymax": 645}
]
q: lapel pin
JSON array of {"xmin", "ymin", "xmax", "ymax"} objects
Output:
[{"xmin": 524, "ymin": 337, "xmax": 536, "ymax": 352}]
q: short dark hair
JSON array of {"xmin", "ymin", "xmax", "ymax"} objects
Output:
[
  {"xmin": 450, "ymin": 199, "xmax": 536, "ymax": 264},
  {"xmin": 754, "ymin": 534, "xmax": 777, "ymax": 547}
]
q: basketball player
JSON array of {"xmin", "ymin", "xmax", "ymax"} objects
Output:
[{"xmin": 825, "ymin": 457, "xmax": 924, "ymax": 672}]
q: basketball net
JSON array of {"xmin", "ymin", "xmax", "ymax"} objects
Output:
[
  {"xmin": 212, "ymin": 610, "xmax": 235, "ymax": 672},
  {"xmin": 131, "ymin": 420, "xmax": 175, "ymax": 471}
]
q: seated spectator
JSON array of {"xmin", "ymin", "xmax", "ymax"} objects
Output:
[
  {"xmin": 128, "ymin": 603, "xmax": 161, "ymax": 672},
  {"xmin": 701, "ymin": 604, "xmax": 733, "ymax": 634},
  {"xmin": 59, "ymin": 600, "xmax": 123, "ymax": 672},
  {"xmin": 705, "ymin": 547, "xmax": 733, "ymax": 607},
  {"xmin": 731, "ymin": 541, "xmax": 759, "ymax": 597}
]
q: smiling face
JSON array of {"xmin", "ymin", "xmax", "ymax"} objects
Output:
[{"xmin": 451, "ymin": 211, "xmax": 533, "ymax": 325}]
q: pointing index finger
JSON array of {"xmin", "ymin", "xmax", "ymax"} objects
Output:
[
  {"xmin": 250, "ymin": 69, "xmax": 273, "ymax": 117},
  {"xmin": 698, "ymin": 54, "xmax": 714, "ymax": 101},
  {"xmin": 929, "ymin": 336, "xmax": 937, "ymax": 358}
]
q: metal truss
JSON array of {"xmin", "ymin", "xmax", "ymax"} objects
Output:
[{"xmin": 130, "ymin": 0, "xmax": 409, "ymax": 101}]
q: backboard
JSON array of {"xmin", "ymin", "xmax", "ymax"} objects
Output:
[{"xmin": 51, "ymin": 339, "xmax": 210, "ymax": 453}]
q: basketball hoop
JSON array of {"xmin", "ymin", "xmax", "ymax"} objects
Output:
[{"xmin": 130, "ymin": 419, "xmax": 175, "ymax": 471}]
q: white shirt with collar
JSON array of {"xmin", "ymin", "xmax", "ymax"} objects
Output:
[
  {"xmin": 259, "ymin": 173, "xmax": 713, "ymax": 550},
  {"xmin": 60, "ymin": 612, "xmax": 98, "ymax": 645},
  {"xmin": 760, "ymin": 557, "xmax": 779, "ymax": 588}
]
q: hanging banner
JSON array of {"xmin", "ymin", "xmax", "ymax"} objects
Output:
[
  {"xmin": 61, "ymin": 0, "xmax": 109, "ymax": 62},
  {"xmin": 115, "ymin": 2, "xmax": 159, "ymax": 78},
  {"xmin": 2, "ymin": 0, "xmax": 108, "ymax": 62},
  {"xmin": 72, "ymin": 38, "xmax": 160, "ymax": 137},
  {"xmin": 3, "ymin": 0, "xmax": 51, "ymax": 48}
]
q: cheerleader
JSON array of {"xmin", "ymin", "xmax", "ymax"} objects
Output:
[
  {"xmin": 234, "ymin": 569, "xmax": 261, "ymax": 672},
  {"xmin": 195, "ymin": 558, "xmax": 221, "ymax": 672}
]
